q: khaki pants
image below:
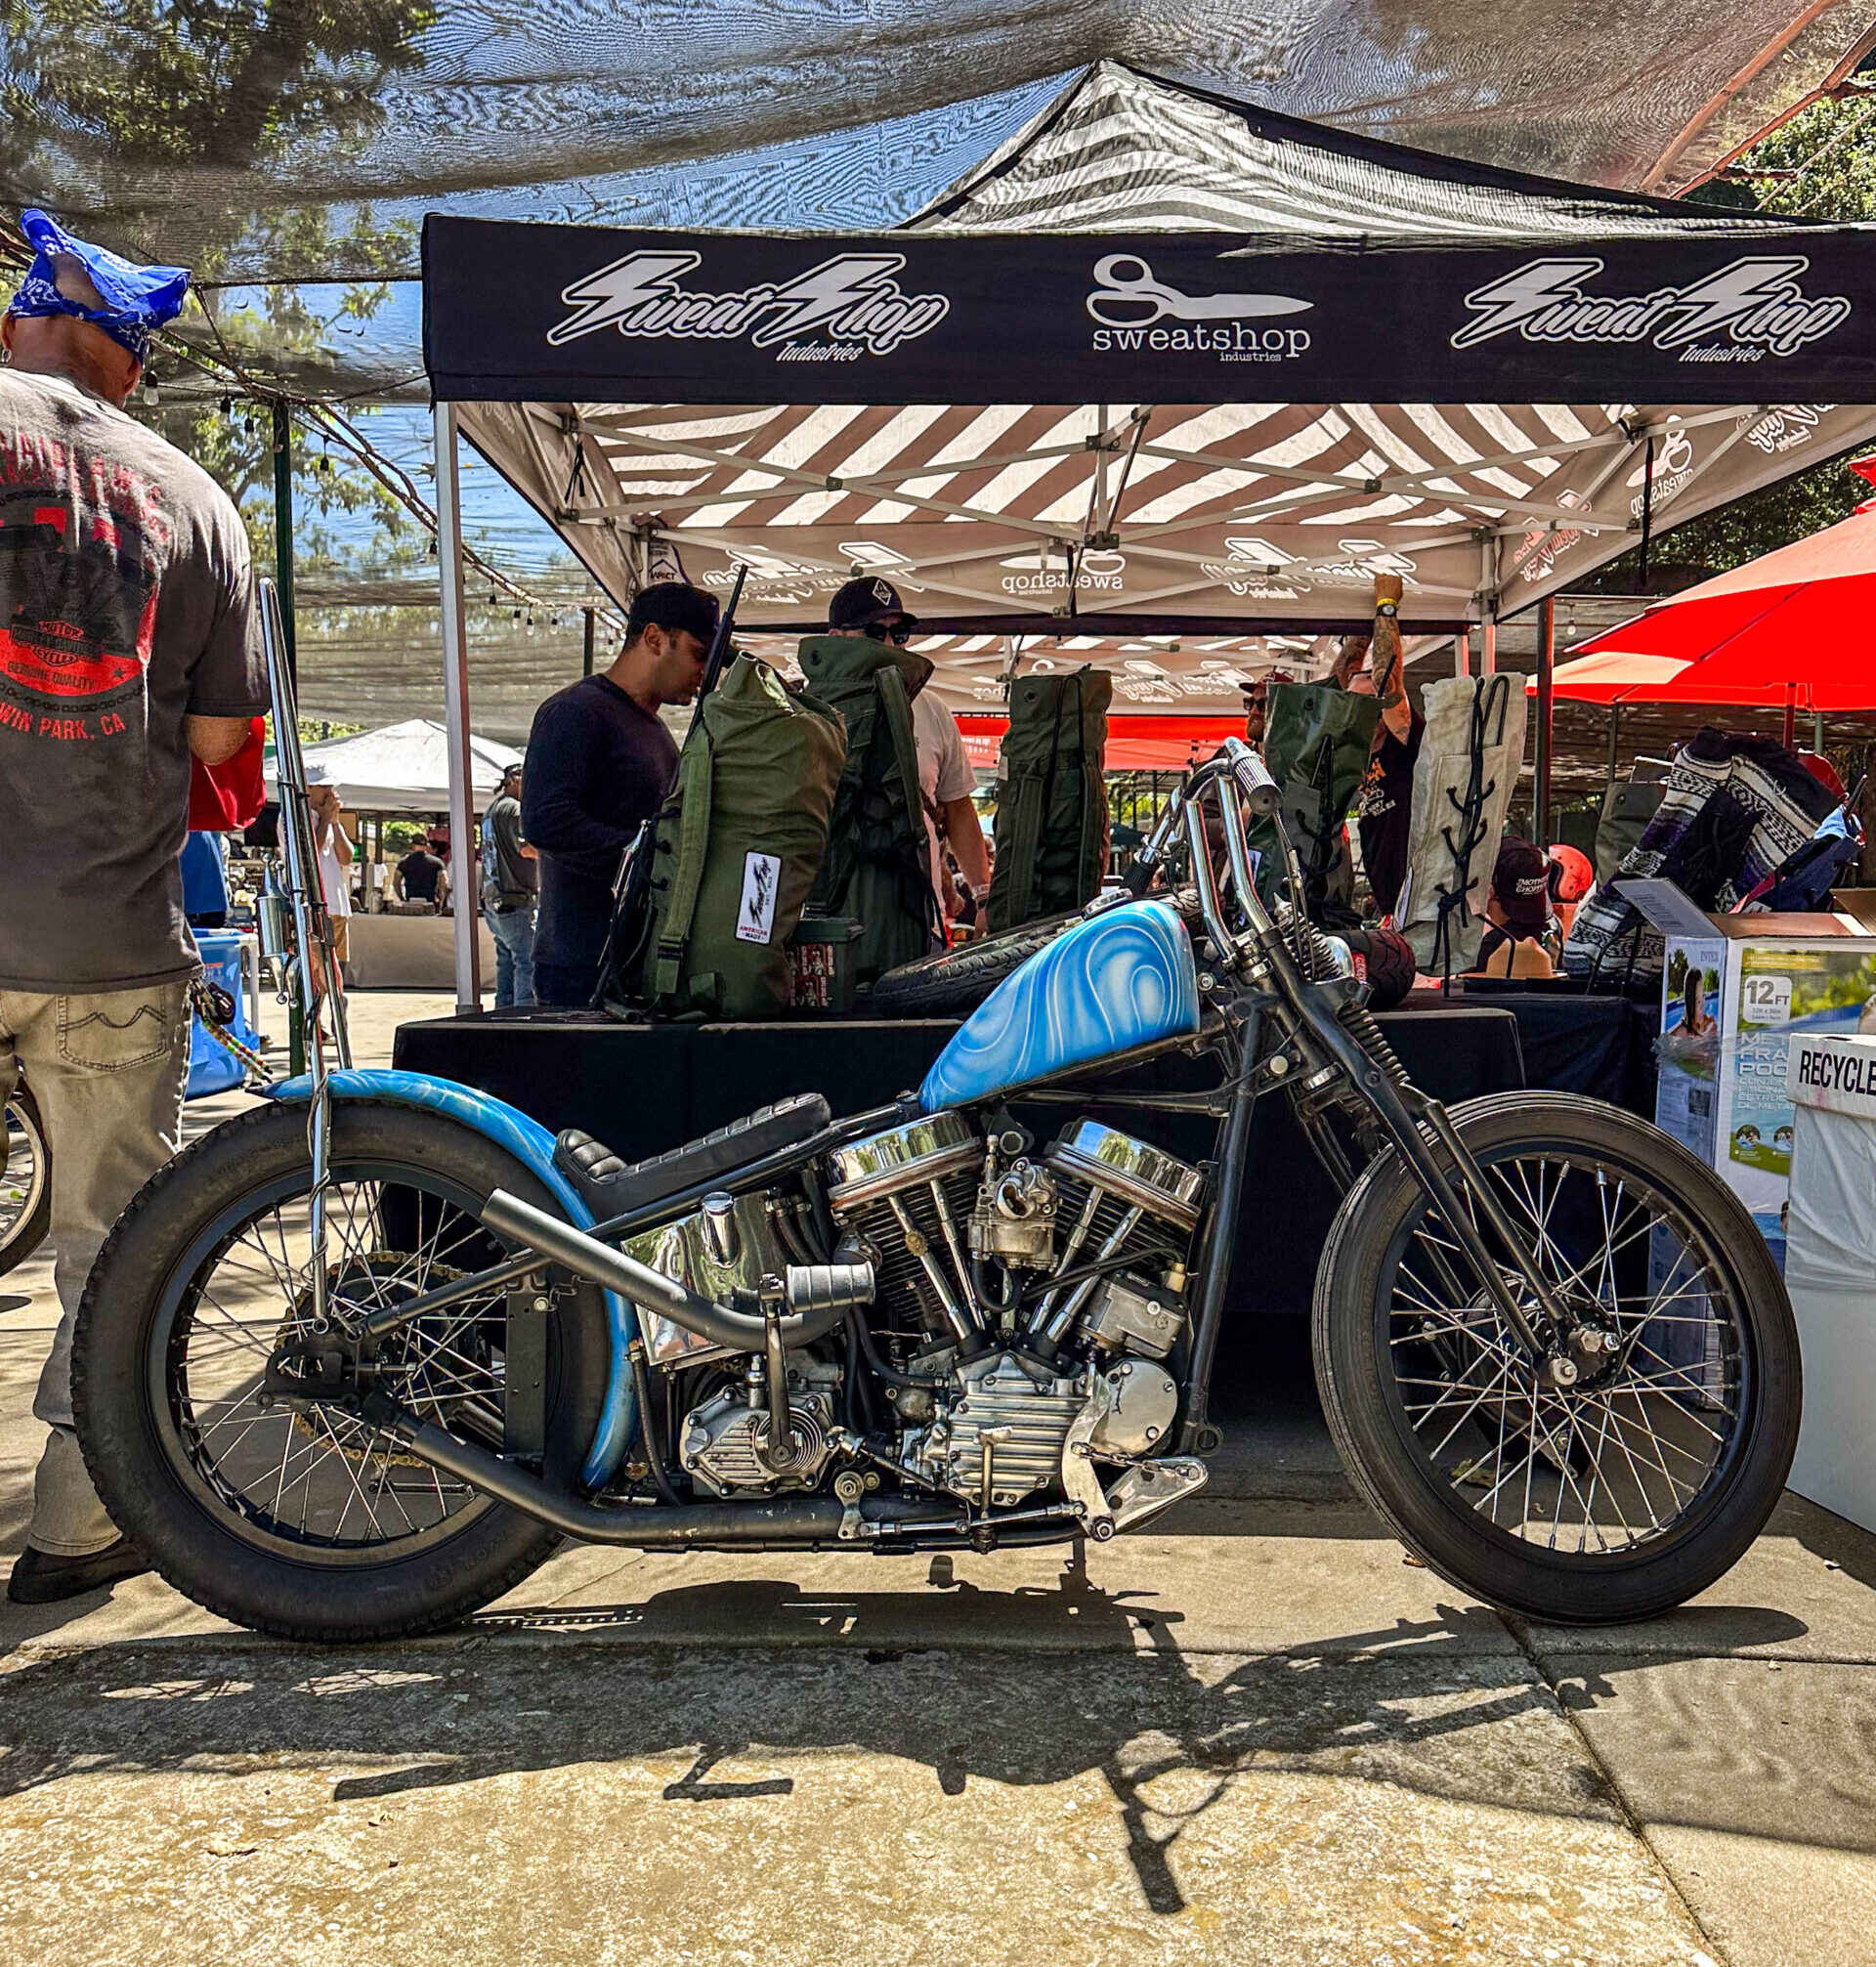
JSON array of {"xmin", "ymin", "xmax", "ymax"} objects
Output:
[{"xmin": 0, "ymin": 982, "xmax": 191, "ymax": 1555}]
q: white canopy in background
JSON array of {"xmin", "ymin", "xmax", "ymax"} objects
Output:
[{"xmin": 277, "ymin": 719, "xmax": 523, "ymax": 817}]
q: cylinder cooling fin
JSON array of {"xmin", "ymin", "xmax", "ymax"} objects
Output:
[{"xmin": 1045, "ymin": 1122, "xmax": 1204, "ymax": 1231}]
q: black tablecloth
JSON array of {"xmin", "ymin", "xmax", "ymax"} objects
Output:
[
  {"xmin": 393, "ymin": 1005, "xmax": 1524, "ymax": 1324},
  {"xmin": 1416, "ymin": 983, "xmax": 1658, "ymax": 1113}
]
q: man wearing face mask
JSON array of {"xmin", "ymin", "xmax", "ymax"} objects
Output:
[{"xmin": 522, "ymin": 581, "xmax": 719, "ymax": 1006}]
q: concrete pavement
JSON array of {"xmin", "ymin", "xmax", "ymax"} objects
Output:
[{"xmin": 3, "ymin": 989, "xmax": 1874, "ymax": 1966}]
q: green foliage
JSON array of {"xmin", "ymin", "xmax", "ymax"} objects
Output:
[
  {"xmin": 0, "ymin": 0, "xmax": 435, "ymax": 175},
  {"xmin": 1590, "ymin": 85, "xmax": 1876, "ymax": 587},
  {"xmin": 0, "ymin": 0, "xmax": 433, "ymax": 576},
  {"xmin": 1724, "ymin": 93, "xmax": 1876, "ymax": 223}
]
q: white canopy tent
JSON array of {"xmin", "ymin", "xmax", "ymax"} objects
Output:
[
  {"xmin": 423, "ymin": 63, "xmax": 1876, "ymax": 1005},
  {"xmin": 277, "ymin": 718, "xmax": 523, "ymax": 817}
]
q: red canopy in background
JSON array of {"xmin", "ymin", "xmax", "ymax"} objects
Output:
[
  {"xmin": 1543, "ymin": 493, "xmax": 1876, "ymax": 712},
  {"xmin": 957, "ymin": 713, "xmax": 1243, "ymax": 773}
]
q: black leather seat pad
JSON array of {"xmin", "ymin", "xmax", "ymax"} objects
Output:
[{"xmin": 553, "ymin": 1092, "xmax": 832, "ymax": 1219}]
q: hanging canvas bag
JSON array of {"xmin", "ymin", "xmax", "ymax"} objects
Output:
[
  {"xmin": 1395, "ymin": 673, "xmax": 1528, "ymax": 977},
  {"xmin": 988, "ymin": 666, "xmax": 1112, "ymax": 932}
]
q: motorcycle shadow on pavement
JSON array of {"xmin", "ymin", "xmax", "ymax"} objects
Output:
[{"xmin": 0, "ymin": 1541, "xmax": 1812, "ymax": 1917}]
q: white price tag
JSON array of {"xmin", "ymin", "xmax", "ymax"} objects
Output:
[{"xmin": 1739, "ymin": 973, "xmax": 1793, "ymax": 1026}]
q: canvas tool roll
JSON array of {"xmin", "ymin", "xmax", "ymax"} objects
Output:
[
  {"xmin": 1396, "ymin": 673, "xmax": 1528, "ymax": 976},
  {"xmin": 797, "ymin": 632, "xmax": 939, "ymax": 985},
  {"xmin": 1257, "ymin": 680, "xmax": 1380, "ymax": 917},
  {"xmin": 989, "ymin": 666, "xmax": 1112, "ymax": 932},
  {"xmin": 640, "ymin": 655, "xmax": 845, "ymax": 1017}
]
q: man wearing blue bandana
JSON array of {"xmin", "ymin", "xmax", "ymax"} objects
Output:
[{"xmin": 0, "ymin": 211, "xmax": 268, "ymax": 1605}]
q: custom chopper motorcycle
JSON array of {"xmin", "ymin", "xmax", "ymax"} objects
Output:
[{"xmin": 69, "ymin": 584, "xmax": 1799, "ymax": 1640}]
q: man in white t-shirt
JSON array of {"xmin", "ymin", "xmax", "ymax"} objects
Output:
[{"xmin": 911, "ymin": 686, "xmax": 990, "ymax": 929}]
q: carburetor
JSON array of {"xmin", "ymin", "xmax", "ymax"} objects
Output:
[{"xmin": 967, "ymin": 1134, "xmax": 1058, "ymax": 1269}]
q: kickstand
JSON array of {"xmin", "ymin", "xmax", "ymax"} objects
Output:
[{"xmin": 1062, "ymin": 1532, "xmax": 1089, "ymax": 1592}]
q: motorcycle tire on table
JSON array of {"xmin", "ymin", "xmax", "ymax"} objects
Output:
[
  {"xmin": 0, "ymin": 1081, "xmax": 52, "ymax": 1278},
  {"xmin": 1313, "ymin": 1091, "xmax": 1801, "ymax": 1627},
  {"xmin": 870, "ymin": 913, "xmax": 1076, "ymax": 1018},
  {"xmin": 73, "ymin": 1100, "xmax": 611, "ymax": 1643}
]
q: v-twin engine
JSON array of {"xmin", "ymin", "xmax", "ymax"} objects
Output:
[{"xmin": 901, "ymin": 1349, "xmax": 1180, "ymax": 1510}]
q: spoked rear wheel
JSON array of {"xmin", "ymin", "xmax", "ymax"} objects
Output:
[
  {"xmin": 74, "ymin": 1100, "xmax": 609, "ymax": 1641},
  {"xmin": 0, "ymin": 1080, "xmax": 52, "ymax": 1276},
  {"xmin": 1313, "ymin": 1092, "xmax": 1800, "ymax": 1625}
]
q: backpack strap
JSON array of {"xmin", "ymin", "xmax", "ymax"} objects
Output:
[
  {"xmin": 651, "ymin": 729, "xmax": 715, "ymax": 1001},
  {"xmin": 874, "ymin": 661, "xmax": 940, "ymax": 938},
  {"xmin": 1071, "ymin": 675, "xmax": 1102, "ymax": 900}
]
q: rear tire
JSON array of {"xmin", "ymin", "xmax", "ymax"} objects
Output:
[
  {"xmin": 73, "ymin": 1100, "xmax": 611, "ymax": 1642},
  {"xmin": 870, "ymin": 914, "xmax": 1075, "ymax": 1017},
  {"xmin": 1313, "ymin": 1092, "xmax": 1800, "ymax": 1626},
  {"xmin": 0, "ymin": 1080, "xmax": 51, "ymax": 1277}
]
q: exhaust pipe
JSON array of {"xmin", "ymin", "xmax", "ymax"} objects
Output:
[
  {"xmin": 378, "ymin": 1405, "xmax": 946, "ymax": 1547},
  {"xmin": 480, "ymin": 1187, "xmax": 871, "ymax": 1353}
]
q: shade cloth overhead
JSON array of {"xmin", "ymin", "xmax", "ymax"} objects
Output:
[
  {"xmin": 277, "ymin": 719, "xmax": 522, "ymax": 815},
  {"xmin": 1545, "ymin": 499, "xmax": 1876, "ymax": 709},
  {"xmin": 11, "ymin": 9, "xmax": 1871, "ymax": 297}
]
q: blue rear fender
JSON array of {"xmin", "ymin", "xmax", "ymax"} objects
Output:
[{"xmin": 270, "ymin": 1068, "xmax": 634, "ymax": 1488}]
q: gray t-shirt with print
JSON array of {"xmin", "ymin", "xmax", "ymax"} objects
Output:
[{"xmin": 0, "ymin": 368, "xmax": 267, "ymax": 992}]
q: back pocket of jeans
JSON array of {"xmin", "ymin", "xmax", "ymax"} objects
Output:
[{"xmin": 57, "ymin": 993, "xmax": 180, "ymax": 1071}]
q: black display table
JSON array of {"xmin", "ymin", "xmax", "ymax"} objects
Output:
[{"xmin": 393, "ymin": 1005, "xmax": 1525, "ymax": 1326}]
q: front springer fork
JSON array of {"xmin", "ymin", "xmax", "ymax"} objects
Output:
[{"xmin": 1279, "ymin": 971, "xmax": 1587, "ymax": 1390}]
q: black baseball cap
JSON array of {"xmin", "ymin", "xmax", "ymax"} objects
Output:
[
  {"xmin": 1492, "ymin": 836, "xmax": 1552, "ymax": 932},
  {"xmin": 830, "ymin": 575, "xmax": 917, "ymax": 635},
  {"xmin": 626, "ymin": 581, "xmax": 719, "ymax": 647}
]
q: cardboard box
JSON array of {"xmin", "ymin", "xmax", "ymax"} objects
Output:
[{"xmin": 1638, "ymin": 881, "xmax": 1876, "ymax": 1269}]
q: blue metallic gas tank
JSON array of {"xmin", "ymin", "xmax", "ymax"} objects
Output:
[{"xmin": 918, "ymin": 900, "xmax": 1200, "ymax": 1112}]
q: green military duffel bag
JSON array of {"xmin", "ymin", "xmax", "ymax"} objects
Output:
[
  {"xmin": 797, "ymin": 632, "xmax": 940, "ymax": 986},
  {"xmin": 988, "ymin": 666, "xmax": 1111, "ymax": 933},
  {"xmin": 1253, "ymin": 680, "xmax": 1381, "ymax": 917},
  {"xmin": 640, "ymin": 656, "xmax": 846, "ymax": 1018}
]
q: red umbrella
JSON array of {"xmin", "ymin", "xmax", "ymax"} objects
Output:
[{"xmin": 1544, "ymin": 486, "xmax": 1876, "ymax": 721}]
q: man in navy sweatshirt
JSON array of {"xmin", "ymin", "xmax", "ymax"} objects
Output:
[{"xmin": 522, "ymin": 582, "xmax": 718, "ymax": 1006}]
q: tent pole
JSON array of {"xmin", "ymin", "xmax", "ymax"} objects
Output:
[
  {"xmin": 1607, "ymin": 705, "xmax": 1622, "ymax": 781},
  {"xmin": 271, "ymin": 403, "xmax": 296, "ymax": 687},
  {"xmin": 1481, "ymin": 607, "xmax": 1497, "ymax": 676},
  {"xmin": 582, "ymin": 606, "xmax": 596, "ymax": 677},
  {"xmin": 1535, "ymin": 594, "xmax": 1556, "ymax": 846},
  {"xmin": 433, "ymin": 400, "xmax": 481, "ymax": 1014},
  {"xmin": 1782, "ymin": 682, "xmax": 1797, "ymax": 751}
]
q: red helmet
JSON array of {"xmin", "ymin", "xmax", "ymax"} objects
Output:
[{"xmin": 1546, "ymin": 843, "xmax": 1594, "ymax": 904}]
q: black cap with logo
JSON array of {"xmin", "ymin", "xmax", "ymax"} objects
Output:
[
  {"xmin": 830, "ymin": 575, "xmax": 918, "ymax": 636},
  {"xmin": 1492, "ymin": 836, "xmax": 1553, "ymax": 933}
]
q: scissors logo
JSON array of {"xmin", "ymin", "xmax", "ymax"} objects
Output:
[{"xmin": 1087, "ymin": 254, "xmax": 1313, "ymax": 329}]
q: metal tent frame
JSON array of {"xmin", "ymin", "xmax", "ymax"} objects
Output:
[{"xmin": 422, "ymin": 69, "xmax": 1876, "ymax": 1007}]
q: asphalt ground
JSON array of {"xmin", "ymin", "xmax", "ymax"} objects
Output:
[{"xmin": 3, "ymin": 992, "xmax": 1873, "ymax": 1967}]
